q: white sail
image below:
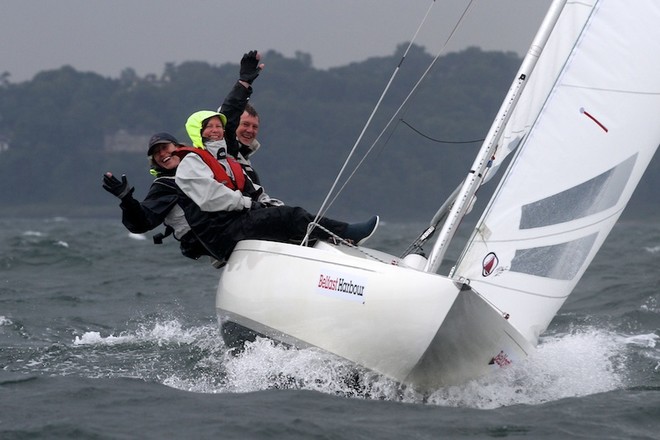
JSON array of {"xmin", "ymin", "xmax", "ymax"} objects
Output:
[
  {"xmin": 485, "ymin": 0, "xmax": 596, "ymax": 181},
  {"xmin": 453, "ymin": 0, "xmax": 660, "ymax": 344}
]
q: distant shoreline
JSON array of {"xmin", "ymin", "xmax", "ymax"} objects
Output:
[{"xmin": 1, "ymin": 204, "xmax": 656, "ymax": 222}]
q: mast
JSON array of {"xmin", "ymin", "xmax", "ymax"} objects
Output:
[{"xmin": 424, "ymin": 0, "xmax": 568, "ymax": 274}]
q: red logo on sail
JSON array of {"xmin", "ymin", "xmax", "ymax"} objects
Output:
[{"xmin": 482, "ymin": 252, "xmax": 498, "ymax": 277}]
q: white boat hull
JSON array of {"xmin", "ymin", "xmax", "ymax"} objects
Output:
[{"xmin": 216, "ymin": 240, "xmax": 533, "ymax": 388}]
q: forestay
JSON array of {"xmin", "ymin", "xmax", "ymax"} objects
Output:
[{"xmin": 452, "ymin": 0, "xmax": 660, "ymax": 343}]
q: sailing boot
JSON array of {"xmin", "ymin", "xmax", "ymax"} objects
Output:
[{"xmin": 344, "ymin": 216, "xmax": 379, "ymax": 245}]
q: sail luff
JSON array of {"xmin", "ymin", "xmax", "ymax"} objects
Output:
[{"xmin": 424, "ymin": 0, "xmax": 568, "ymax": 274}]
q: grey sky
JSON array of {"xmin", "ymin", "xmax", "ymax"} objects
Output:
[{"xmin": 1, "ymin": 0, "xmax": 551, "ymax": 83}]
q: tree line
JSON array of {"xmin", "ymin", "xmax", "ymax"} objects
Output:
[{"xmin": 0, "ymin": 44, "xmax": 656, "ymax": 221}]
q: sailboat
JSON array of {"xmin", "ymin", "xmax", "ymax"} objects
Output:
[{"xmin": 215, "ymin": 0, "xmax": 660, "ymax": 389}]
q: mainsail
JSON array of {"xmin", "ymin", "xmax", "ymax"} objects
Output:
[{"xmin": 452, "ymin": 0, "xmax": 660, "ymax": 343}]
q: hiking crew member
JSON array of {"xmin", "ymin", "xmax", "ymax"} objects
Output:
[{"xmin": 175, "ymin": 110, "xmax": 379, "ymax": 262}]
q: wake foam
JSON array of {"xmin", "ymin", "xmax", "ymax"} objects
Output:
[
  {"xmin": 63, "ymin": 318, "xmax": 648, "ymax": 408},
  {"xmin": 73, "ymin": 319, "xmax": 217, "ymax": 347},
  {"xmin": 425, "ymin": 329, "xmax": 627, "ymax": 408},
  {"xmin": 207, "ymin": 328, "xmax": 630, "ymax": 408}
]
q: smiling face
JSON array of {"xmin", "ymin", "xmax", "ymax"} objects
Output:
[
  {"xmin": 201, "ymin": 116, "xmax": 225, "ymax": 141},
  {"xmin": 236, "ymin": 111, "xmax": 259, "ymax": 145},
  {"xmin": 151, "ymin": 143, "xmax": 180, "ymax": 170}
]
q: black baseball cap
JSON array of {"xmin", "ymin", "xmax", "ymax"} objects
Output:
[{"xmin": 147, "ymin": 132, "xmax": 179, "ymax": 156}]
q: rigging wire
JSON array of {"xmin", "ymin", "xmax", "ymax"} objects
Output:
[
  {"xmin": 302, "ymin": 0, "xmax": 438, "ymax": 245},
  {"xmin": 311, "ymin": 0, "xmax": 479, "ymax": 220}
]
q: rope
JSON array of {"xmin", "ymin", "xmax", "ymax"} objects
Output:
[
  {"xmin": 399, "ymin": 119, "xmax": 484, "ymax": 144},
  {"xmin": 305, "ymin": 222, "xmax": 391, "ymax": 264},
  {"xmin": 458, "ymin": 276, "xmax": 511, "ymax": 319}
]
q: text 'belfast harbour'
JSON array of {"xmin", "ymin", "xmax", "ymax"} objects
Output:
[{"xmin": 318, "ymin": 274, "xmax": 365, "ymax": 297}]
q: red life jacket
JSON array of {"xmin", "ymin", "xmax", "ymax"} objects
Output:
[{"xmin": 173, "ymin": 146, "xmax": 246, "ymax": 191}]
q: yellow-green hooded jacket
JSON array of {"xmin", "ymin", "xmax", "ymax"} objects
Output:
[{"xmin": 185, "ymin": 110, "xmax": 227, "ymax": 148}]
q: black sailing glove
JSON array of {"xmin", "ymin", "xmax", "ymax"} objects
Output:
[
  {"xmin": 239, "ymin": 50, "xmax": 261, "ymax": 84},
  {"xmin": 102, "ymin": 173, "xmax": 134, "ymax": 200}
]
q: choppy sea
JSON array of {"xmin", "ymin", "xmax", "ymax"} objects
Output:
[{"xmin": 1, "ymin": 217, "xmax": 658, "ymax": 439}]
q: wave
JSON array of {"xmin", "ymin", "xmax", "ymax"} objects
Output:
[
  {"xmin": 53, "ymin": 316, "xmax": 653, "ymax": 409},
  {"xmin": 73, "ymin": 319, "xmax": 216, "ymax": 347},
  {"xmin": 23, "ymin": 230, "xmax": 46, "ymax": 237},
  {"xmin": 0, "ymin": 229, "xmax": 89, "ymax": 269},
  {"xmin": 644, "ymin": 245, "xmax": 660, "ymax": 254}
]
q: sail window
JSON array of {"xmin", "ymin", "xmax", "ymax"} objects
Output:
[
  {"xmin": 510, "ymin": 233, "xmax": 598, "ymax": 280},
  {"xmin": 519, "ymin": 154, "xmax": 637, "ymax": 229},
  {"xmin": 510, "ymin": 233, "xmax": 598, "ymax": 281}
]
